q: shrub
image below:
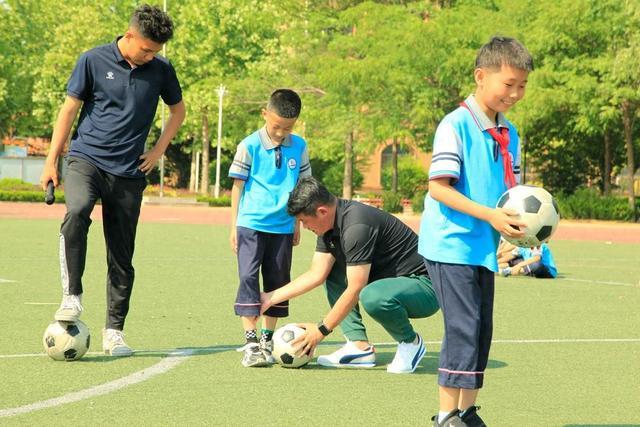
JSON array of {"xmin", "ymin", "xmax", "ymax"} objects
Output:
[
  {"xmin": 382, "ymin": 191, "xmax": 403, "ymax": 213},
  {"xmin": 381, "ymin": 157, "xmax": 428, "ymax": 199},
  {"xmin": 320, "ymin": 161, "xmax": 364, "ymax": 196},
  {"xmin": 411, "ymin": 192, "xmax": 426, "ymax": 214},
  {"xmin": 555, "ymin": 188, "xmax": 638, "ymax": 221},
  {"xmin": 0, "ymin": 189, "xmax": 65, "ymax": 203},
  {"xmin": 196, "ymin": 195, "xmax": 231, "ymax": 207},
  {"xmin": 0, "ymin": 178, "xmax": 39, "ymax": 191}
]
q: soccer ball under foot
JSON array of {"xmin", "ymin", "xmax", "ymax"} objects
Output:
[{"xmin": 43, "ymin": 320, "xmax": 90, "ymax": 361}]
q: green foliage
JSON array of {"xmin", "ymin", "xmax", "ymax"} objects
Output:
[
  {"xmin": 380, "ymin": 157, "xmax": 428, "ymax": 199},
  {"xmin": 555, "ymin": 188, "xmax": 639, "ymax": 221},
  {"xmin": 196, "ymin": 194, "xmax": 231, "ymax": 207},
  {"xmin": 381, "ymin": 191, "xmax": 403, "ymax": 213},
  {"xmin": 0, "ymin": 178, "xmax": 39, "ymax": 191},
  {"xmin": 0, "ymin": 189, "xmax": 65, "ymax": 203},
  {"xmin": 320, "ymin": 161, "xmax": 363, "ymax": 196},
  {"xmin": 411, "ymin": 192, "xmax": 426, "ymax": 214}
]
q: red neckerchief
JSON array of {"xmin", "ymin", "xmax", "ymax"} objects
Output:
[{"xmin": 460, "ymin": 101, "xmax": 516, "ymax": 188}]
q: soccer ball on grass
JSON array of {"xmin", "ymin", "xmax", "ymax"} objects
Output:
[
  {"xmin": 43, "ymin": 320, "xmax": 90, "ymax": 361},
  {"xmin": 273, "ymin": 323, "xmax": 311, "ymax": 368},
  {"xmin": 496, "ymin": 185, "xmax": 560, "ymax": 248}
]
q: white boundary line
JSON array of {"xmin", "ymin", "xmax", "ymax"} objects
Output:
[
  {"xmin": 2, "ymin": 338, "xmax": 639, "ymax": 418},
  {"xmin": 0, "ymin": 278, "xmax": 16, "ymax": 283},
  {"xmin": 558, "ymin": 277, "xmax": 639, "ymax": 287},
  {"xmin": 0, "ymin": 349, "xmax": 194, "ymax": 418}
]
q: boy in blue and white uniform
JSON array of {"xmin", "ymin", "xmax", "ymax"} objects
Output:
[
  {"xmin": 228, "ymin": 89, "xmax": 311, "ymax": 367},
  {"xmin": 418, "ymin": 36, "xmax": 534, "ymax": 426},
  {"xmin": 499, "ymin": 242, "xmax": 558, "ymax": 278}
]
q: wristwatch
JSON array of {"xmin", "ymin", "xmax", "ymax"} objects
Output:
[{"xmin": 317, "ymin": 321, "xmax": 332, "ymax": 336}]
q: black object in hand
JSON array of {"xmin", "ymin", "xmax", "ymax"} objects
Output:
[{"xmin": 45, "ymin": 181, "xmax": 55, "ymax": 205}]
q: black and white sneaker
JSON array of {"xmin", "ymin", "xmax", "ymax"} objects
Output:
[
  {"xmin": 241, "ymin": 343, "xmax": 268, "ymax": 367},
  {"xmin": 259, "ymin": 335, "xmax": 276, "ymax": 364},
  {"xmin": 459, "ymin": 406, "xmax": 486, "ymax": 427}
]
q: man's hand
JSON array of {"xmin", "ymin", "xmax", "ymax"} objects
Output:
[
  {"xmin": 40, "ymin": 163, "xmax": 59, "ymax": 190},
  {"xmin": 138, "ymin": 147, "xmax": 163, "ymax": 174},
  {"xmin": 260, "ymin": 291, "xmax": 275, "ymax": 315},
  {"xmin": 291, "ymin": 323, "xmax": 324, "ymax": 357}
]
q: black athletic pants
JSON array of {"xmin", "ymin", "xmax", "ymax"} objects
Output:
[{"xmin": 59, "ymin": 156, "xmax": 146, "ymax": 330}]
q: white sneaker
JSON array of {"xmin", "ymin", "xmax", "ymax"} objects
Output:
[
  {"xmin": 499, "ymin": 267, "xmax": 512, "ymax": 277},
  {"xmin": 54, "ymin": 294, "xmax": 83, "ymax": 322},
  {"xmin": 317, "ymin": 341, "xmax": 375, "ymax": 368},
  {"xmin": 102, "ymin": 328, "xmax": 133, "ymax": 357},
  {"xmin": 387, "ymin": 334, "xmax": 426, "ymax": 374}
]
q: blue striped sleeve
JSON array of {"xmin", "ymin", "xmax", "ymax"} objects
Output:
[
  {"xmin": 228, "ymin": 142, "xmax": 252, "ymax": 180},
  {"xmin": 429, "ymin": 121, "xmax": 462, "ymax": 182}
]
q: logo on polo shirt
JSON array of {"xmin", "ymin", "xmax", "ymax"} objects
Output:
[
  {"xmin": 287, "ymin": 158, "xmax": 297, "ymax": 170},
  {"xmin": 106, "ymin": 72, "xmax": 115, "ymax": 80}
]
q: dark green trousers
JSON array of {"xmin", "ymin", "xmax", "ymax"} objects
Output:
[{"xmin": 325, "ymin": 265, "xmax": 439, "ymax": 343}]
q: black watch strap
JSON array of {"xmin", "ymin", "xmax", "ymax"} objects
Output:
[{"xmin": 317, "ymin": 321, "xmax": 332, "ymax": 336}]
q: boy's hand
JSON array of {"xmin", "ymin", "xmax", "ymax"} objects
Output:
[
  {"xmin": 229, "ymin": 228, "xmax": 238, "ymax": 254},
  {"xmin": 489, "ymin": 208, "xmax": 526, "ymax": 238},
  {"xmin": 260, "ymin": 291, "xmax": 274, "ymax": 314}
]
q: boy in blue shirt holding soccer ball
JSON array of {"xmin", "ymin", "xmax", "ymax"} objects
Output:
[{"xmin": 419, "ymin": 36, "xmax": 533, "ymax": 426}]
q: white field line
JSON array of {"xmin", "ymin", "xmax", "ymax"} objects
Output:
[
  {"xmin": 558, "ymin": 277, "xmax": 639, "ymax": 287},
  {"xmin": 24, "ymin": 302, "xmax": 58, "ymax": 305},
  {"xmin": 0, "ymin": 278, "xmax": 16, "ymax": 283},
  {"xmin": 0, "ymin": 349, "xmax": 194, "ymax": 418},
  {"xmin": 2, "ymin": 338, "xmax": 639, "ymax": 418}
]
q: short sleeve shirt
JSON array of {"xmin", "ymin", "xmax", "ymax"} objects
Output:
[
  {"xmin": 67, "ymin": 37, "xmax": 182, "ymax": 178},
  {"xmin": 418, "ymin": 95, "xmax": 521, "ymax": 271},
  {"xmin": 316, "ymin": 199, "xmax": 428, "ymax": 283},
  {"xmin": 228, "ymin": 128, "xmax": 311, "ymax": 234}
]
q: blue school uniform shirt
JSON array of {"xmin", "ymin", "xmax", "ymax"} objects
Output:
[
  {"xmin": 229, "ymin": 128, "xmax": 311, "ymax": 234},
  {"xmin": 516, "ymin": 244, "xmax": 558, "ymax": 277},
  {"xmin": 418, "ymin": 95, "xmax": 521, "ymax": 272},
  {"xmin": 66, "ymin": 38, "xmax": 182, "ymax": 178}
]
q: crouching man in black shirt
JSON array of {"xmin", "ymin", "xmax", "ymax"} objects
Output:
[{"xmin": 261, "ymin": 177, "xmax": 439, "ymax": 374}]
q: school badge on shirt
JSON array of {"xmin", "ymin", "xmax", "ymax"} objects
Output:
[{"xmin": 288, "ymin": 158, "xmax": 297, "ymax": 170}]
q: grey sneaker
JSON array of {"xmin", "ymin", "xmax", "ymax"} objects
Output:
[
  {"xmin": 241, "ymin": 343, "xmax": 268, "ymax": 367},
  {"xmin": 102, "ymin": 328, "xmax": 133, "ymax": 357},
  {"xmin": 259, "ymin": 336, "xmax": 276, "ymax": 364},
  {"xmin": 54, "ymin": 294, "xmax": 83, "ymax": 322},
  {"xmin": 432, "ymin": 409, "xmax": 465, "ymax": 427}
]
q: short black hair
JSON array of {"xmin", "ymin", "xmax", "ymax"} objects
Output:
[
  {"xmin": 267, "ymin": 89, "xmax": 302, "ymax": 119},
  {"xmin": 130, "ymin": 4, "xmax": 174, "ymax": 44},
  {"xmin": 287, "ymin": 177, "xmax": 336, "ymax": 217},
  {"xmin": 475, "ymin": 36, "xmax": 533, "ymax": 72}
]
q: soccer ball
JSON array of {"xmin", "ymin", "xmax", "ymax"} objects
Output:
[
  {"xmin": 42, "ymin": 320, "xmax": 90, "ymax": 361},
  {"xmin": 496, "ymin": 185, "xmax": 560, "ymax": 248},
  {"xmin": 272, "ymin": 324, "xmax": 311, "ymax": 368}
]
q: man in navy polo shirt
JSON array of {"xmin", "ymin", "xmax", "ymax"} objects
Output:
[{"xmin": 40, "ymin": 4, "xmax": 185, "ymax": 357}]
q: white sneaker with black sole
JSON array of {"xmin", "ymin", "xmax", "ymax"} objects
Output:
[
  {"xmin": 317, "ymin": 341, "xmax": 375, "ymax": 368},
  {"xmin": 387, "ymin": 333, "xmax": 425, "ymax": 374}
]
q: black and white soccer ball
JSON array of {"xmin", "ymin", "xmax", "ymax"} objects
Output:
[
  {"xmin": 272, "ymin": 323, "xmax": 311, "ymax": 368},
  {"xmin": 42, "ymin": 320, "xmax": 90, "ymax": 361},
  {"xmin": 496, "ymin": 185, "xmax": 560, "ymax": 248}
]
